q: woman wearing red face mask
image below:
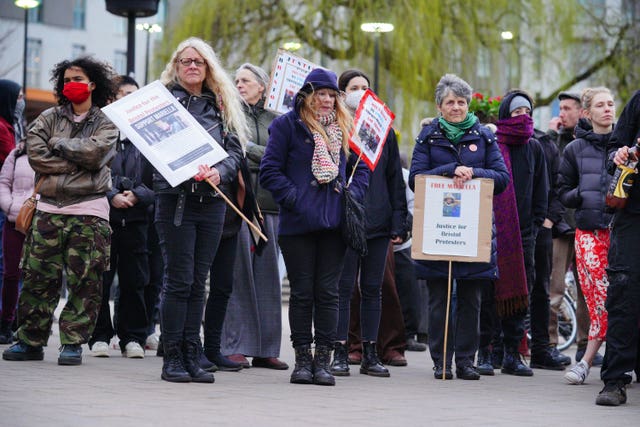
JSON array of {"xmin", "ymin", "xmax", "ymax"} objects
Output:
[{"xmin": 2, "ymin": 56, "xmax": 118, "ymax": 367}]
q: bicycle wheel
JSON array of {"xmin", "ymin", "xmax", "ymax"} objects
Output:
[{"xmin": 557, "ymin": 294, "xmax": 578, "ymax": 351}]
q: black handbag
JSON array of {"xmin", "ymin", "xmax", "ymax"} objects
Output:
[{"xmin": 341, "ymin": 181, "xmax": 367, "ymax": 256}]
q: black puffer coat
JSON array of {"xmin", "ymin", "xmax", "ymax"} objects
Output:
[{"xmin": 557, "ymin": 118, "xmax": 613, "ymax": 230}]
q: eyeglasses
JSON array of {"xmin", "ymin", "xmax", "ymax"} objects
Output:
[{"xmin": 178, "ymin": 58, "xmax": 206, "ymax": 67}]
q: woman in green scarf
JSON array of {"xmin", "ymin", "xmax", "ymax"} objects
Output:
[{"xmin": 408, "ymin": 74, "xmax": 509, "ymax": 380}]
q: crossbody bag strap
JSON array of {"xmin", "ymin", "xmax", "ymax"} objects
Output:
[{"xmin": 32, "ymin": 176, "xmax": 45, "ymax": 197}]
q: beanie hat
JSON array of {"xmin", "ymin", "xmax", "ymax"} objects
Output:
[
  {"xmin": 299, "ymin": 68, "xmax": 339, "ymax": 94},
  {"xmin": 509, "ymin": 95, "xmax": 532, "ymax": 114}
]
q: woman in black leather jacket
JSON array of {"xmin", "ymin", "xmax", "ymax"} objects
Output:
[{"xmin": 155, "ymin": 37, "xmax": 247, "ymax": 383}]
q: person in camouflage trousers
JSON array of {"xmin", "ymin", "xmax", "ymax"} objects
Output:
[
  {"xmin": 18, "ymin": 214, "xmax": 110, "ymax": 346},
  {"xmin": 2, "ymin": 56, "xmax": 117, "ymax": 366}
]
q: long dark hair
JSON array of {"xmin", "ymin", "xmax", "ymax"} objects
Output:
[{"xmin": 50, "ymin": 56, "xmax": 117, "ymax": 108}]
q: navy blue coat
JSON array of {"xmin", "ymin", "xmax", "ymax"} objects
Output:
[
  {"xmin": 557, "ymin": 119, "xmax": 613, "ymax": 230},
  {"xmin": 409, "ymin": 120, "xmax": 509, "ymax": 280},
  {"xmin": 260, "ymin": 110, "xmax": 369, "ymax": 236}
]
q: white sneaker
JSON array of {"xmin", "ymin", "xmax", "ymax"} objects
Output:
[
  {"xmin": 123, "ymin": 341, "xmax": 145, "ymax": 359},
  {"xmin": 91, "ymin": 341, "xmax": 110, "ymax": 357},
  {"xmin": 564, "ymin": 360, "xmax": 590, "ymax": 384},
  {"xmin": 145, "ymin": 334, "xmax": 159, "ymax": 351}
]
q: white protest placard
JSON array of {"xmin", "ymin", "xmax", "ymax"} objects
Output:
[
  {"xmin": 265, "ymin": 49, "xmax": 318, "ymax": 114},
  {"xmin": 411, "ymin": 175, "xmax": 494, "ymax": 263},
  {"xmin": 102, "ymin": 80, "xmax": 228, "ymax": 187},
  {"xmin": 349, "ymin": 89, "xmax": 395, "ymax": 171}
]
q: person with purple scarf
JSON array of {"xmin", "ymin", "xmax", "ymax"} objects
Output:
[{"xmin": 485, "ymin": 90, "xmax": 563, "ymax": 376}]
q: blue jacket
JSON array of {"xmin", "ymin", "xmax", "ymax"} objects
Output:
[
  {"xmin": 557, "ymin": 119, "xmax": 613, "ymax": 230},
  {"xmin": 260, "ymin": 110, "xmax": 369, "ymax": 236},
  {"xmin": 409, "ymin": 119, "xmax": 509, "ymax": 280}
]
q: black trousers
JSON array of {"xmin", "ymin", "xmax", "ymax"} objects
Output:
[
  {"xmin": 337, "ymin": 236, "xmax": 389, "ymax": 341},
  {"xmin": 602, "ymin": 210, "xmax": 640, "ymax": 385},
  {"xmin": 203, "ymin": 234, "xmax": 238, "ymax": 354},
  {"xmin": 531, "ymin": 226, "xmax": 553, "ymax": 354},
  {"xmin": 90, "ymin": 221, "xmax": 149, "ymax": 349},
  {"xmin": 427, "ymin": 278, "xmax": 483, "ymax": 367},
  {"xmin": 279, "ymin": 230, "xmax": 346, "ymax": 348},
  {"xmin": 144, "ymin": 219, "xmax": 163, "ymax": 337},
  {"xmin": 393, "ymin": 247, "xmax": 422, "ymax": 338}
]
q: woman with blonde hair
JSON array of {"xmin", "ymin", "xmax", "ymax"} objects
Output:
[
  {"xmin": 154, "ymin": 37, "xmax": 245, "ymax": 383},
  {"xmin": 260, "ymin": 68, "xmax": 369, "ymax": 386},
  {"xmin": 557, "ymin": 87, "xmax": 615, "ymax": 386}
]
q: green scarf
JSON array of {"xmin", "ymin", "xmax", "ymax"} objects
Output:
[{"xmin": 438, "ymin": 112, "xmax": 478, "ymax": 144}]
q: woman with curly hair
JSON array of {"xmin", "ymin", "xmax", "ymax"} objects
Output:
[
  {"xmin": 2, "ymin": 56, "xmax": 118, "ymax": 366},
  {"xmin": 154, "ymin": 37, "xmax": 246, "ymax": 383}
]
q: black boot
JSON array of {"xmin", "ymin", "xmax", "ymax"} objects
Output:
[
  {"xmin": 476, "ymin": 347, "xmax": 494, "ymax": 376},
  {"xmin": 313, "ymin": 345, "xmax": 336, "ymax": 386},
  {"xmin": 330, "ymin": 342, "xmax": 350, "ymax": 376},
  {"xmin": 0, "ymin": 321, "xmax": 13, "ymax": 345},
  {"xmin": 161, "ymin": 341, "xmax": 191, "ymax": 383},
  {"xmin": 433, "ymin": 360, "xmax": 453, "ymax": 380},
  {"xmin": 501, "ymin": 350, "xmax": 533, "ymax": 376},
  {"xmin": 360, "ymin": 341, "xmax": 390, "ymax": 377},
  {"xmin": 183, "ymin": 340, "xmax": 215, "ymax": 383},
  {"xmin": 290, "ymin": 345, "xmax": 313, "ymax": 384}
]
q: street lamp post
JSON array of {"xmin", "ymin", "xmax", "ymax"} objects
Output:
[
  {"xmin": 14, "ymin": 0, "xmax": 41, "ymax": 98},
  {"xmin": 360, "ymin": 22, "xmax": 394, "ymax": 94},
  {"xmin": 136, "ymin": 23, "xmax": 162, "ymax": 85},
  {"xmin": 501, "ymin": 30, "xmax": 514, "ymax": 91}
]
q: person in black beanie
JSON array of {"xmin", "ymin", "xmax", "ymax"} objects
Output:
[{"xmin": 260, "ymin": 68, "xmax": 369, "ymax": 385}]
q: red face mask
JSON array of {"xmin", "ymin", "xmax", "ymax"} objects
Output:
[{"xmin": 62, "ymin": 81, "xmax": 91, "ymax": 104}]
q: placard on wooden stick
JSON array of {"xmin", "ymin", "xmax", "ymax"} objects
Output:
[{"xmin": 411, "ymin": 175, "xmax": 494, "ymax": 263}]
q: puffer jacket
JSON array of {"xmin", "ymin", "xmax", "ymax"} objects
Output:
[
  {"xmin": 0, "ymin": 145, "xmax": 35, "ymax": 222},
  {"xmin": 557, "ymin": 118, "xmax": 613, "ymax": 230},
  {"xmin": 27, "ymin": 104, "xmax": 118, "ymax": 207},
  {"xmin": 409, "ymin": 119, "xmax": 510, "ymax": 280},
  {"xmin": 243, "ymin": 100, "xmax": 279, "ymax": 214}
]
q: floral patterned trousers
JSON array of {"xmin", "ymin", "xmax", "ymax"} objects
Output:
[{"xmin": 574, "ymin": 228, "xmax": 610, "ymax": 341}]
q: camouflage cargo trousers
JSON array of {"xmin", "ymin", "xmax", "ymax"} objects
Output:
[{"xmin": 16, "ymin": 212, "xmax": 111, "ymax": 347}]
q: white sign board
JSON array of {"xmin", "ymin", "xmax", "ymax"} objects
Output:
[
  {"xmin": 102, "ymin": 80, "xmax": 228, "ymax": 187},
  {"xmin": 265, "ymin": 50, "xmax": 317, "ymax": 114}
]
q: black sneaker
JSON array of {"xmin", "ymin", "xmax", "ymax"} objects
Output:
[
  {"xmin": 205, "ymin": 352, "xmax": 242, "ymax": 372},
  {"xmin": 549, "ymin": 345, "xmax": 571, "ymax": 366},
  {"xmin": 530, "ymin": 351, "xmax": 566, "ymax": 371},
  {"xmin": 406, "ymin": 337, "xmax": 427, "ymax": 352},
  {"xmin": 456, "ymin": 365, "xmax": 480, "ymax": 380},
  {"xmin": 2, "ymin": 341, "xmax": 44, "ymax": 361},
  {"xmin": 433, "ymin": 363, "xmax": 453, "ymax": 380},
  {"xmin": 58, "ymin": 344, "xmax": 82, "ymax": 365},
  {"xmin": 596, "ymin": 382, "xmax": 627, "ymax": 406}
]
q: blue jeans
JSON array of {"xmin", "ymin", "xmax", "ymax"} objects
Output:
[{"xmin": 155, "ymin": 194, "xmax": 225, "ymax": 344}]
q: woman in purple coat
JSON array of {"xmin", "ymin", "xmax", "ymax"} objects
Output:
[{"xmin": 260, "ymin": 68, "xmax": 369, "ymax": 386}]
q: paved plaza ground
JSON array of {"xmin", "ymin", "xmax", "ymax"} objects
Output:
[{"xmin": 1, "ymin": 300, "xmax": 639, "ymax": 426}]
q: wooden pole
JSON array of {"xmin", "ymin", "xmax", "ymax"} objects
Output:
[
  {"xmin": 205, "ymin": 178, "xmax": 268, "ymax": 242},
  {"xmin": 442, "ymin": 260, "xmax": 453, "ymax": 380}
]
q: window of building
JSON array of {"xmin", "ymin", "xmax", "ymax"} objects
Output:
[
  {"xmin": 26, "ymin": 38, "xmax": 42, "ymax": 88},
  {"xmin": 72, "ymin": 0, "xmax": 86, "ymax": 30},
  {"xmin": 114, "ymin": 50, "xmax": 127, "ymax": 75},
  {"xmin": 72, "ymin": 44, "xmax": 86, "ymax": 59},
  {"xmin": 27, "ymin": 1, "xmax": 43, "ymax": 23}
]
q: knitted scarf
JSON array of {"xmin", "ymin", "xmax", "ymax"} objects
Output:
[
  {"xmin": 438, "ymin": 112, "xmax": 478, "ymax": 144},
  {"xmin": 311, "ymin": 111, "xmax": 342, "ymax": 184},
  {"xmin": 492, "ymin": 114, "xmax": 534, "ymax": 316}
]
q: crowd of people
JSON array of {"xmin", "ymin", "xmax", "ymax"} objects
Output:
[{"xmin": 0, "ymin": 36, "xmax": 639, "ymax": 407}]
